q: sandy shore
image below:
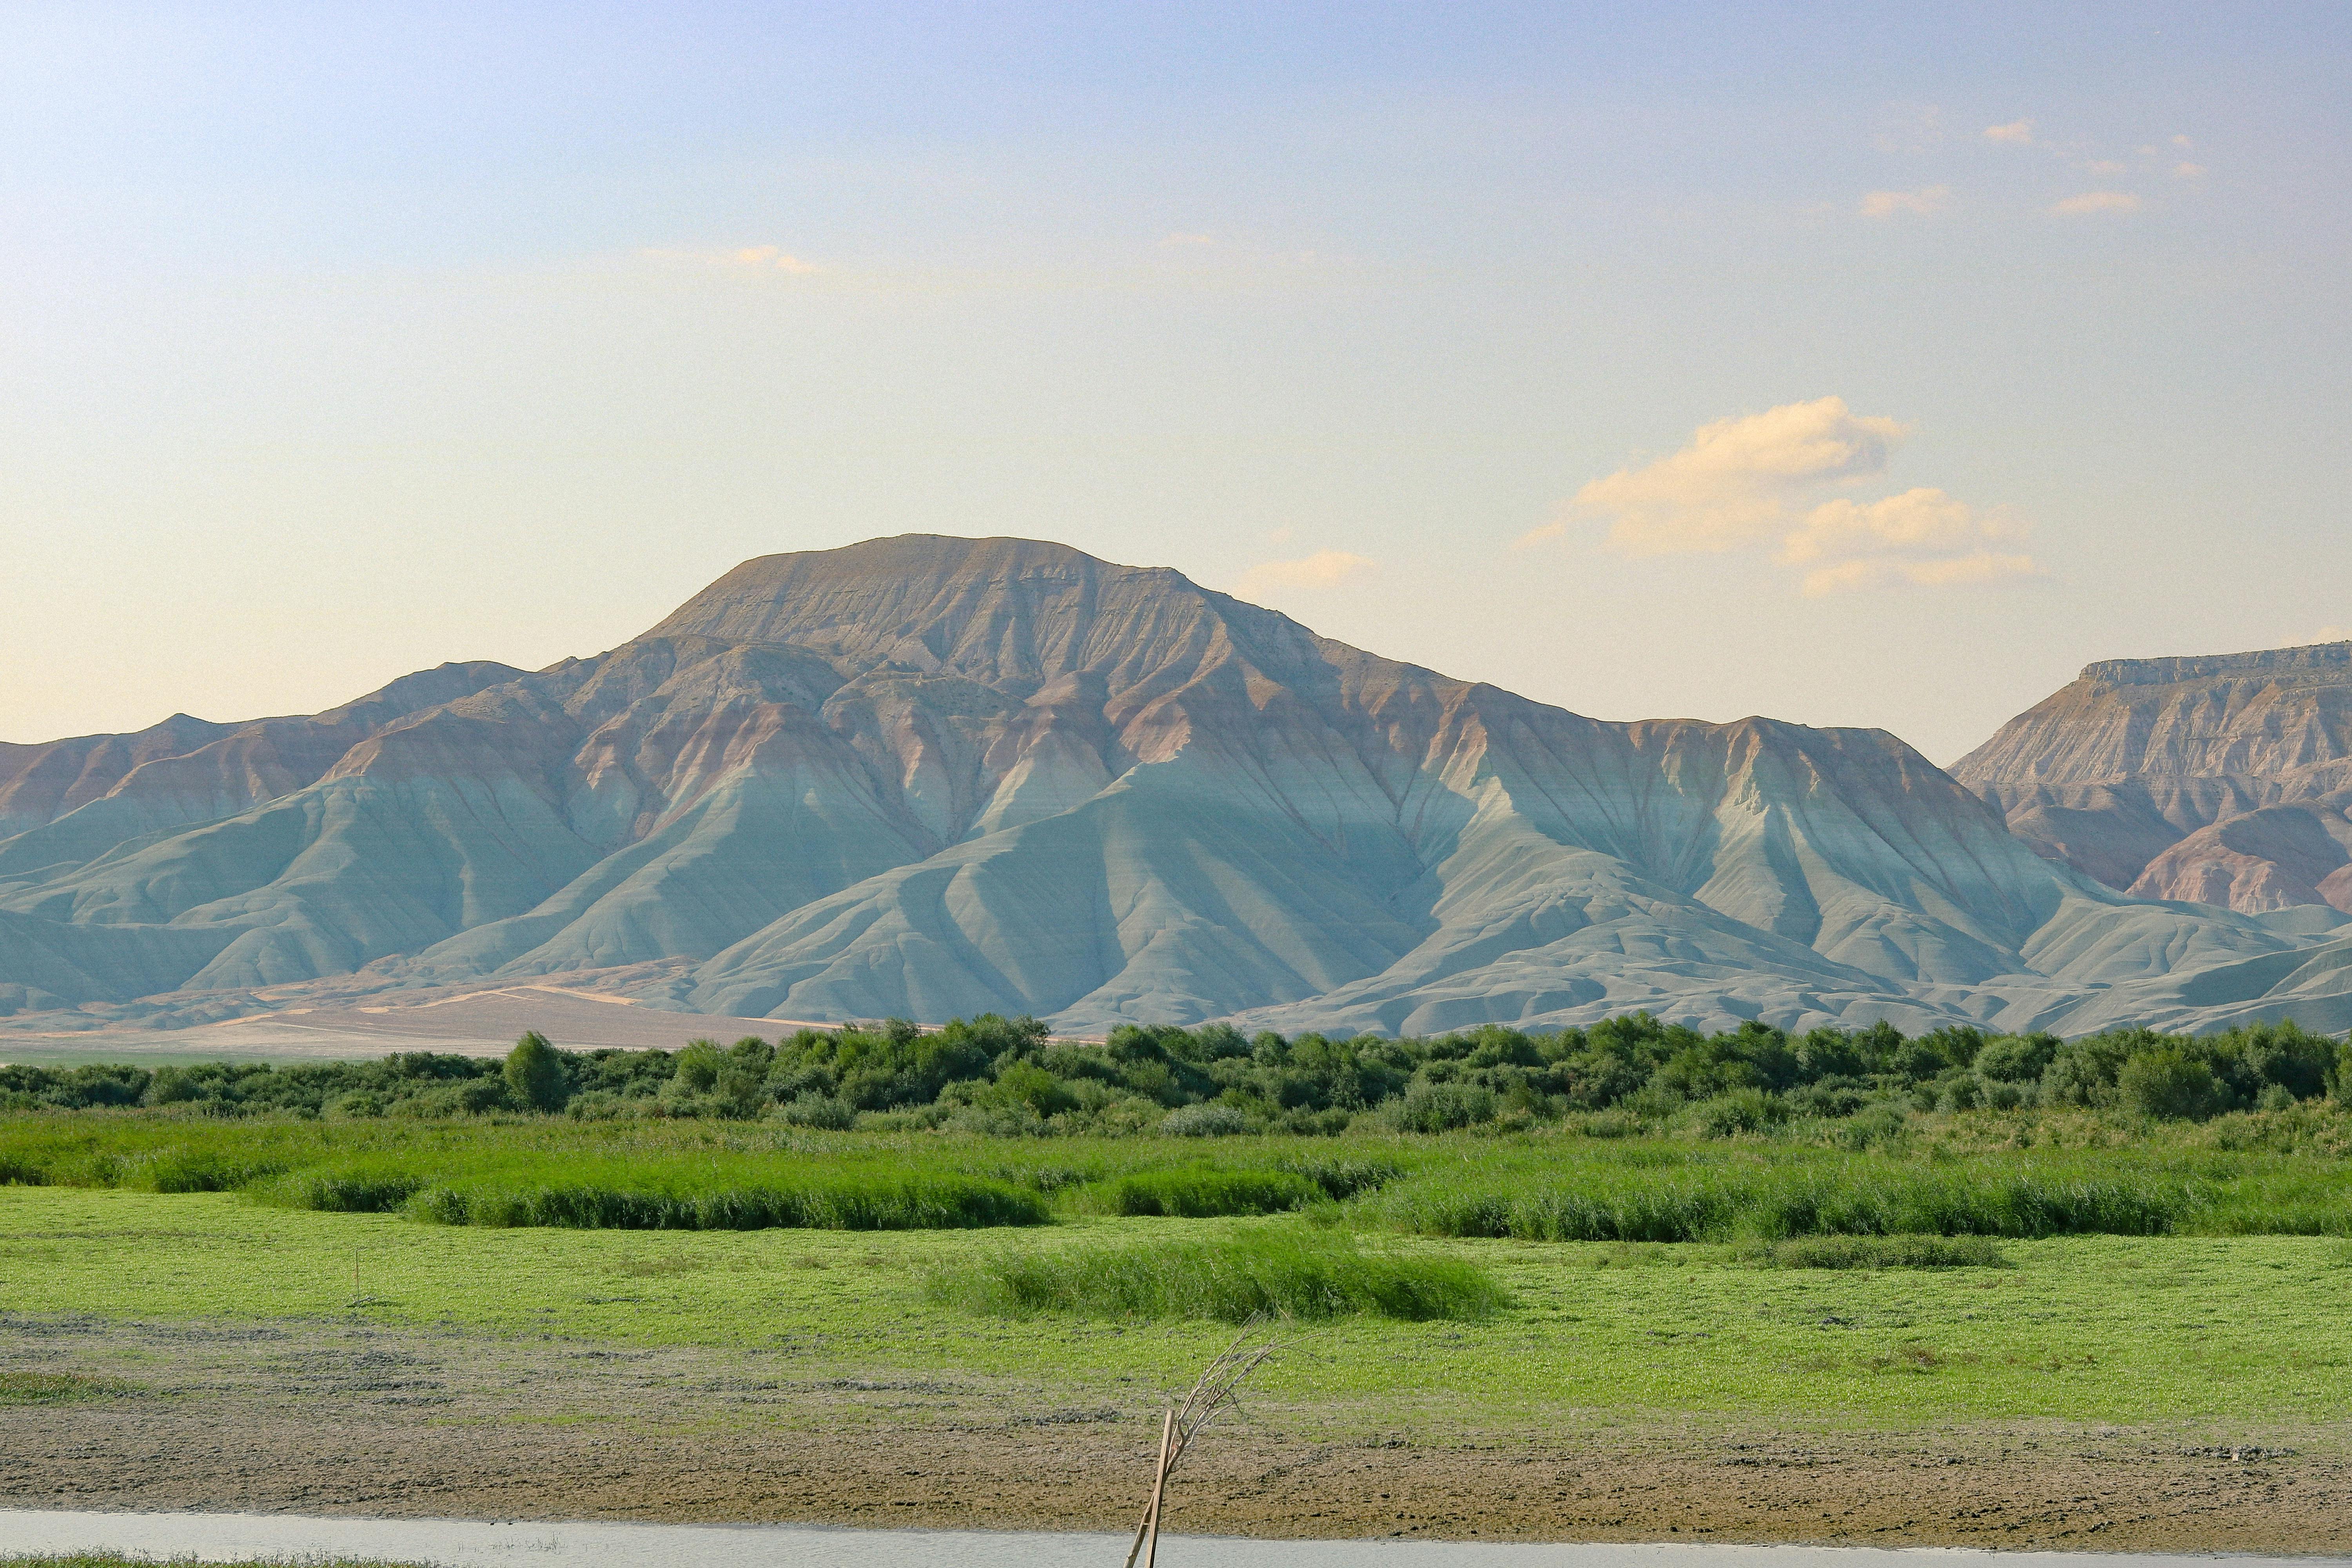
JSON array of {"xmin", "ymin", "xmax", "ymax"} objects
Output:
[{"xmin": 2, "ymin": 1313, "xmax": 2343, "ymax": 1552}]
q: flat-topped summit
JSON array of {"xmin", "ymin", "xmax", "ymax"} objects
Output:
[
  {"xmin": 1956, "ymin": 639, "xmax": 2352, "ymax": 916},
  {"xmin": 2080, "ymin": 642, "xmax": 2352, "ymax": 689}
]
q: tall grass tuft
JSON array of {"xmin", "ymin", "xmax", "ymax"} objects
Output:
[
  {"xmin": 1360, "ymin": 1160, "xmax": 2202, "ymax": 1241},
  {"xmin": 396, "ymin": 1172, "xmax": 1049, "ymax": 1231},
  {"xmin": 927, "ymin": 1229, "xmax": 1508, "ymax": 1322},
  {"xmin": 1092, "ymin": 1167, "xmax": 1323, "ymax": 1218},
  {"xmin": 1748, "ymin": 1233, "xmax": 2011, "ymax": 1269}
]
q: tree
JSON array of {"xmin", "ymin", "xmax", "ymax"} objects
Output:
[{"xmin": 504, "ymin": 1031, "xmax": 570, "ymax": 1112}]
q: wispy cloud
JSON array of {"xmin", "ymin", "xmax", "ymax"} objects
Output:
[
  {"xmin": 1546, "ymin": 399, "xmax": 2036, "ymax": 595},
  {"xmin": 1797, "ymin": 552, "xmax": 2039, "ymax": 595},
  {"xmin": 1573, "ymin": 397, "xmax": 1908, "ymax": 555},
  {"xmin": 1858, "ymin": 185, "xmax": 1951, "ymax": 219},
  {"xmin": 1871, "ymin": 103, "xmax": 1945, "ymax": 155},
  {"xmin": 1234, "ymin": 550, "xmax": 1379, "ymax": 598},
  {"xmin": 1780, "ymin": 489, "xmax": 2036, "ymax": 595},
  {"xmin": 2174, "ymin": 162, "xmax": 2206, "ymax": 180},
  {"xmin": 2051, "ymin": 190, "xmax": 2142, "ymax": 216},
  {"xmin": 2311, "ymin": 626, "xmax": 2352, "ymax": 645},
  {"xmin": 642, "ymin": 244, "xmax": 826, "ymax": 274},
  {"xmin": 1984, "ymin": 119, "xmax": 2035, "ymax": 145}
]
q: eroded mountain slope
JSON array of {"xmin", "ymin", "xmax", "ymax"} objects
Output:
[
  {"xmin": 1953, "ymin": 644, "xmax": 2352, "ymax": 916},
  {"xmin": 0, "ymin": 536, "xmax": 2340, "ymax": 1034}
]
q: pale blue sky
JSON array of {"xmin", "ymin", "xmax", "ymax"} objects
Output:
[{"xmin": 4, "ymin": 3, "xmax": 2346, "ymax": 761}]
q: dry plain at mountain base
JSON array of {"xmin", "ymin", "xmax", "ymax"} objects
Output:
[{"xmin": 5, "ymin": 1312, "xmax": 2346, "ymax": 1550}]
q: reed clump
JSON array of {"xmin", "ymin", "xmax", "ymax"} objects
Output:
[
  {"xmin": 1358, "ymin": 1158, "xmax": 2203, "ymax": 1242},
  {"xmin": 927, "ymin": 1229, "xmax": 1508, "ymax": 1322},
  {"xmin": 395, "ymin": 1171, "xmax": 1047, "ymax": 1231},
  {"xmin": 1091, "ymin": 1167, "xmax": 1324, "ymax": 1217},
  {"xmin": 1747, "ymin": 1233, "xmax": 2012, "ymax": 1269}
]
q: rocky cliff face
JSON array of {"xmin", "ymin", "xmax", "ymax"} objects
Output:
[
  {"xmin": 1953, "ymin": 644, "xmax": 2352, "ymax": 916},
  {"xmin": 4, "ymin": 537, "xmax": 2346, "ymax": 1036}
]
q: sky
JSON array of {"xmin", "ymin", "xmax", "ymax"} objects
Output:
[{"xmin": 3, "ymin": 3, "xmax": 2347, "ymax": 764}]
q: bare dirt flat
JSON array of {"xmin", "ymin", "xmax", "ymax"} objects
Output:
[
  {"xmin": 4, "ymin": 1314, "xmax": 2343, "ymax": 1552},
  {"xmin": 0, "ymin": 976, "xmax": 808, "ymax": 1065}
]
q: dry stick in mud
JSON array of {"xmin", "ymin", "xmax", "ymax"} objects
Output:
[{"xmin": 1124, "ymin": 1317, "xmax": 1284, "ymax": 1568}]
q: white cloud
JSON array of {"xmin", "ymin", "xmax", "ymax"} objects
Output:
[
  {"xmin": 1779, "ymin": 488, "xmax": 2022, "ymax": 563},
  {"xmin": 1234, "ymin": 550, "xmax": 1379, "ymax": 597},
  {"xmin": 2085, "ymin": 159, "xmax": 2126, "ymax": 176},
  {"xmin": 1984, "ymin": 119, "xmax": 2035, "ymax": 145},
  {"xmin": 1780, "ymin": 489, "xmax": 2036, "ymax": 595},
  {"xmin": 1798, "ymin": 552, "xmax": 2039, "ymax": 596},
  {"xmin": 2312, "ymin": 626, "xmax": 2352, "ymax": 645},
  {"xmin": 1558, "ymin": 402, "xmax": 2035, "ymax": 595},
  {"xmin": 724, "ymin": 246, "xmax": 821, "ymax": 273},
  {"xmin": 2174, "ymin": 162, "xmax": 2206, "ymax": 179},
  {"xmin": 1858, "ymin": 185, "xmax": 1951, "ymax": 219},
  {"xmin": 1575, "ymin": 396, "xmax": 1907, "ymax": 555},
  {"xmin": 2051, "ymin": 191, "xmax": 2143, "ymax": 216},
  {"xmin": 2173, "ymin": 133, "xmax": 2195, "ymax": 149}
]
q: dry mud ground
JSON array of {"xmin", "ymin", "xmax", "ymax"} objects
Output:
[{"xmin": 3, "ymin": 1314, "xmax": 2345, "ymax": 1552}]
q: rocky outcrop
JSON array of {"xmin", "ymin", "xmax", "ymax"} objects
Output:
[
  {"xmin": 3, "ymin": 537, "xmax": 2345, "ymax": 1035},
  {"xmin": 1953, "ymin": 643, "xmax": 2352, "ymax": 918}
]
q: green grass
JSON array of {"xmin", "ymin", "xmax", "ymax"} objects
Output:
[
  {"xmin": 926, "ymin": 1229, "xmax": 1509, "ymax": 1322},
  {"xmin": 1748, "ymin": 1233, "xmax": 2011, "ymax": 1269},
  {"xmin": 264, "ymin": 1157, "xmax": 1053, "ymax": 1231},
  {"xmin": 0, "ymin": 1370, "xmax": 140, "ymax": 1404},
  {"xmin": 9, "ymin": 1112, "xmax": 2352, "ymax": 1242},
  {"xmin": 5, "ymin": 1185, "xmax": 2351, "ymax": 1428},
  {"xmin": 1361, "ymin": 1157, "xmax": 2200, "ymax": 1240},
  {"xmin": 1087, "ymin": 1167, "xmax": 1325, "ymax": 1217},
  {"xmin": 6, "ymin": 1109, "xmax": 2352, "ymax": 1435}
]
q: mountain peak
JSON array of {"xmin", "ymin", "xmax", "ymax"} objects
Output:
[
  {"xmin": 642, "ymin": 534, "xmax": 1227, "ymax": 694},
  {"xmin": 4, "ymin": 536, "xmax": 2337, "ymax": 1040}
]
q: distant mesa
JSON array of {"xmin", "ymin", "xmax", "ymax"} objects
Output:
[
  {"xmin": 1953, "ymin": 640, "xmax": 2352, "ymax": 917},
  {"xmin": 5, "ymin": 534, "xmax": 2350, "ymax": 1040}
]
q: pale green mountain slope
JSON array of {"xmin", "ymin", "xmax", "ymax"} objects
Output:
[{"xmin": 0, "ymin": 536, "xmax": 2338, "ymax": 1034}]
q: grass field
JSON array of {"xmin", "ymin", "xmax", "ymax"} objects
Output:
[
  {"xmin": 6, "ymin": 1105, "xmax": 2352, "ymax": 1434},
  {"xmin": 6, "ymin": 1111, "xmax": 2350, "ymax": 1238},
  {"xmin": 4, "ymin": 1180, "xmax": 2348, "ymax": 1429},
  {"xmin": 9, "ymin": 1095, "xmax": 2352, "ymax": 1549}
]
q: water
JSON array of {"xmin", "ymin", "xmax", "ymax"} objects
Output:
[{"xmin": 0, "ymin": 1512, "xmax": 2339, "ymax": 1568}]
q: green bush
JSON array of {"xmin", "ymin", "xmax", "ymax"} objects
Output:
[
  {"xmin": 1387, "ymin": 1080, "xmax": 1497, "ymax": 1133},
  {"xmin": 1159, "ymin": 1103, "xmax": 1249, "ymax": 1137},
  {"xmin": 1975, "ymin": 1033, "xmax": 2060, "ymax": 1083},
  {"xmin": 1691, "ymin": 1088, "xmax": 1786, "ymax": 1137},
  {"xmin": 2120, "ymin": 1049, "xmax": 2229, "ymax": 1122},
  {"xmin": 775, "ymin": 1092, "xmax": 856, "ymax": 1130},
  {"xmin": 927, "ymin": 1229, "xmax": 1508, "ymax": 1322}
]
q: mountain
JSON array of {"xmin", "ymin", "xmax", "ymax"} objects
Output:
[
  {"xmin": 1952, "ymin": 645, "xmax": 2352, "ymax": 916},
  {"xmin": 3, "ymin": 536, "xmax": 2346, "ymax": 1037}
]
